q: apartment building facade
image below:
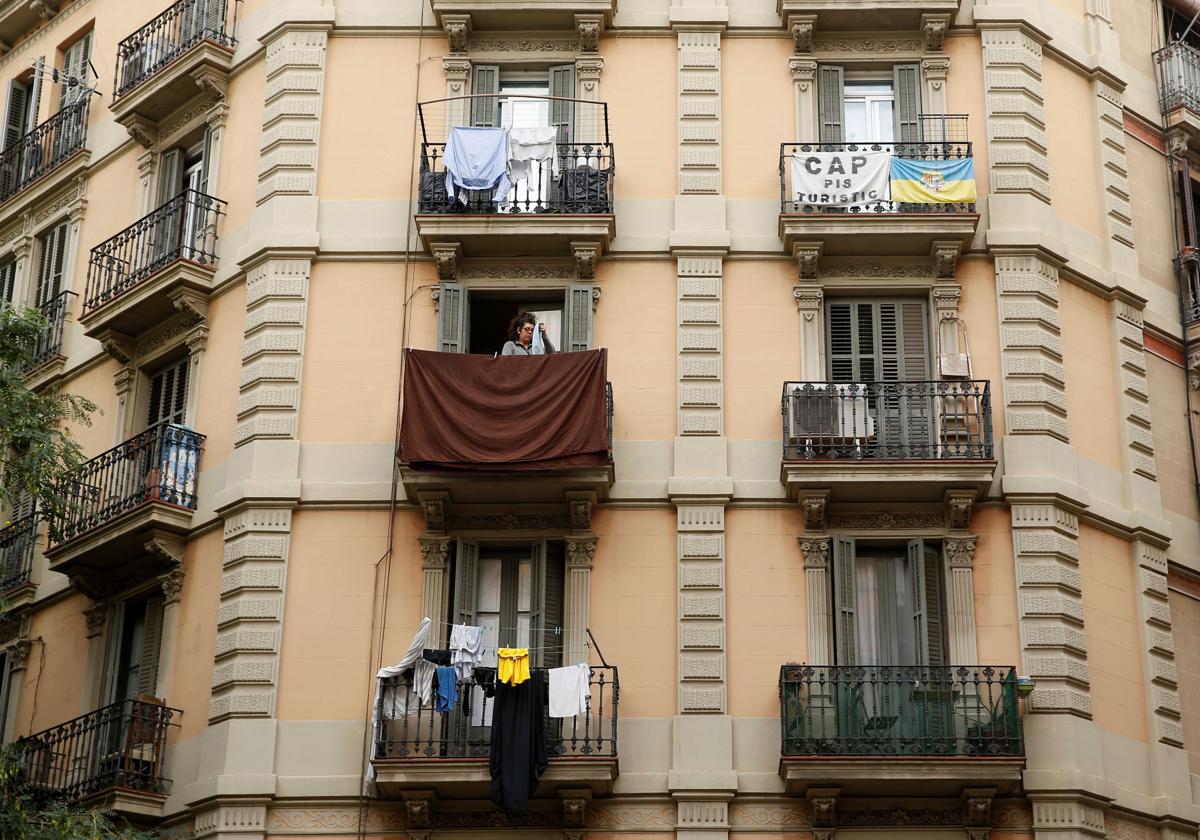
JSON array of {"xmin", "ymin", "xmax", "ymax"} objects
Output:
[{"xmin": 0, "ymin": 1, "xmax": 1198, "ymax": 839}]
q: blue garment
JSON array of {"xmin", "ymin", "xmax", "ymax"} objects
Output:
[
  {"xmin": 435, "ymin": 665, "xmax": 458, "ymax": 712},
  {"xmin": 444, "ymin": 126, "xmax": 511, "ymax": 203}
]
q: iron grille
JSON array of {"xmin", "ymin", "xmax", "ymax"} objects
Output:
[
  {"xmin": 115, "ymin": 0, "xmax": 237, "ymax": 99},
  {"xmin": 0, "ymin": 514, "xmax": 37, "ymax": 593},
  {"xmin": 0, "ymin": 100, "xmax": 89, "ymax": 205}
]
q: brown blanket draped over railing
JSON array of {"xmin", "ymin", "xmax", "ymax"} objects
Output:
[{"xmin": 399, "ymin": 348, "xmax": 610, "ymax": 472}]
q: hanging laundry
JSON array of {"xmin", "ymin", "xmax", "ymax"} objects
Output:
[
  {"xmin": 444, "ymin": 126, "xmax": 511, "ymax": 203},
  {"xmin": 434, "ymin": 666, "xmax": 459, "ymax": 713},
  {"xmin": 548, "ymin": 664, "xmax": 591, "ymax": 718},
  {"xmin": 497, "ymin": 648, "xmax": 531, "ymax": 686},
  {"xmin": 490, "ymin": 669, "xmax": 548, "ymax": 811},
  {"xmin": 422, "ymin": 649, "xmax": 452, "ymax": 666},
  {"xmin": 413, "ymin": 658, "xmax": 437, "ymax": 707},
  {"xmin": 475, "ymin": 666, "xmax": 497, "ymax": 698},
  {"xmin": 374, "ymin": 617, "xmax": 432, "ymax": 719},
  {"xmin": 507, "ymin": 126, "xmax": 560, "ymax": 186},
  {"xmin": 450, "ymin": 624, "xmax": 485, "ymax": 683}
]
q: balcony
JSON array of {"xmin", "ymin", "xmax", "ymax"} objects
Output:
[
  {"xmin": 373, "ymin": 666, "xmax": 618, "ymax": 798},
  {"xmin": 18, "ymin": 697, "xmax": 179, "ymax": 819},
  {"xmin": 779, "ymin": 116, "xmax": 978, "ymax": 258},
  {"xmin": 80, "ymin": 190, "xmax": 225, "ymax": 339},
  {"xmin": 399, "ymin": 349, "xmax": 613, "ymax": 509},
  {"xmin": 778, "ymin": 0, "xmax": 959, "ymax": 32},
  {"xmin": 780, "ymin": 380, "xmax": 995, "ymax": 503},
  {"xmin": 1156, "ymin": 42, "xmax": 1200, "ymax": 147},
  {"xmin": 111, "ymin": 0, "xmax": 236, "ymax": 127},
  {"xmin": 0, "ymin": 100, "xmax": 89, "ymax": 208},
  {"xmin": 45, "ymin": 423, "xmax": 204, "ymax": 598},
  {"xmin": 430, "ymin": 0, "xmax": 616, "ymax": 30},
  {"xmin": 0, "ymin": 513, "xmax": 38, "ymax": 610},
  {"xmin": 1178, "ymin": 252, "xmax": 1200, "ymax": 337},
  {"xmin": 415, "ymin": 96, "xmax": 615, "ymax": 261},
  {"xmin": 24, "ymin": 291, "xmax": 75, "ymax": 381},
  {"xmin": 779, "ymin": 664, "xmax": 1023, "ymax": 796}
]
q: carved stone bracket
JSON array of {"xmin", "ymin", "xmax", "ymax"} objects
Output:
[
  {"xmin": 98, "ymin": 330, "xmax": 135, "ymax": 365},
  {"xmin": 794, "ymin": 241, "xmax": 823, "ymax": 280},
  {"xmin": 963, "ymin": 787, "xmax": 995, "ymax": 840},
  {"xmin": 944, "ymin": 534, "xmax": 978, "ymax": 567},
  {"xmin": 566, "ymin": 491, "xmax": 596, "ymax": 532},
  {"xmin": 84, "ymin": 603, "xmax": 108, "ymax": 639},
  {"xmin": 787, "ymin": 14, "xmax": 816, "ymax": 53},
  {"xmin": 799, "ymin": 535, "xmax": 831, "ymax": 568},
  {"xmin": 1168, "ymin": 129, "xmax": 1190, "ymax": 159},
  {"xmin": 170, "ymin": 287, "xmax": 209, "ymax": 326},
  {"xmin": 125, "ymin": 115, "xmax": 158, "ymax": 150},
  {"xmin": 808, "ymin": 787, "xmax": 840, "ymax": 840},
  {"xmin": 571, "ymin": 241, "xmax": 601, "ymax": 280},
  {"xmin": 799, "ymin": 491, "xmax": 829, "ymax": 531},
  {"xmin": 561, "ymin": 789, "xmax": 591, "ymax": 828},
  {"xmin": 576, "ymin": 14, "xmax": 604, "ymax": 53},
  {"xmin": 931, "ymin": 240, "xmax": 961, "ymax": 279},
  {"xmin": 1188, "ymin": 348, "xmax": 1200, "ymax": 391},
  {"xmin": 8, "ymin": 638, "xmax": 32, "ymax": 671},
  {"xmin": 431, "ymin": 242, "xmax": 462, "ymax": 282},
  {"xmin": 418, "ymin": 536, "xmax": 451, "ymax": 570},
  {"xmin": 403, "ymin": 791, "xmax": 436, "ymax": 840},
  {"xmin": 921, "ymin": 13, "xmax": 950, "ymax": 52},
  {"xmin": 418, "ymin": 491, "xmax": 450, "ymax": 533},
  {"xmin": 945, "ymin": 489, "xmax": 975, "ymax": 531},
  {"xmin": 191, "ymin": 66, "xmax": 228, "ymax": 100},
  {"xmin": 442, "ymin": 14, "xmax": 470, "ymax": 54},
  {"xmin": 145, "ymin": 533, "xmax": 185, "ymax": 566}
]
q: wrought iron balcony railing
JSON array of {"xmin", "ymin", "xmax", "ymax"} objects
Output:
[
  {"xmin": 0, "ymin": 513, "xmax": 37, "ymax": 593},
  {"xmin": 781, "ymin": 114, "xmax": 973, "ymax": 214},
  {"xmin": 781, "ymin": 380, "xmax": 993, "ymax": 462},
  {"xmin": 115, "ymin": 0, "xmax": 236, "ymax": 99},
  {"xmin": 83, "ymin": 190, "xmax": 226, "ymax": 315},
  {"xmin": 18, "ymin": 698, "xmax": 178, "ymax": 802},
  {"xmin": 780, "ymin": 664, "xmax": 1022, "ymax": 758},
  {"xmin": 416, "ymin": 95, "xmax": 614, "ymax": 215},
  {"xmin": 0, "ymin": 100, "xmax": 89, "ymax": 204},
  {"xmin": 1155, "ymin": 41, "xmax": 1200, "ymax": 115},
  {"xmin": 27, "ymin": 291, "xmax": 75, "ymax": 371},
  {"xmin": 374, "ymin": 665, "xmax": 618, "ymax": 760},
  {"xmin": 47, "ymin": 423, "xmax": 204, "ymax": 547},
  {"xmin": 1177, "ymin": 252, "xmax": 1200, "ymax": 326}
]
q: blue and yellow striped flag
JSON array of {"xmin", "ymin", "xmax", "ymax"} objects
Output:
[{"xmin": 889, "ymin": 157, "xmax": 977, "ymax": 203}]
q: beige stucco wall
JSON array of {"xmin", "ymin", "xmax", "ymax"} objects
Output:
[
  {"xmin": 605, "ymin": 34, "xmax": 676, "ymax": 202},
  {"xmin": 1146, "ymin": 352, "xmax": 1200, "ymax": 569},
  {"xmin": 171, "ymin": 528, "xmax": 223, "ymax": 742},
  {"xmin": 1042, "ymin": 56, "xmax": 1105, "ymax": 244},
  {"xmin": 946, "ymin": 32, "xmax": 991, "ymax": 197},
  {"xmin": 1170, "ymin": 585, "xmax": 1200, "ymax": 779},
  {"xmin": 1059, "ymin": 279, "xmax": 1123, "ymax": 474},
  {"xmin": 195, "ymin": 280, "xmax": 246, "ymax": 471},
  {"xmin": 972, "ymin": 504, "xmax": 1022, "ymax": 667},
  {"xmin": 20, "ymin": 592, "xmax": 89, "ymax": 732},
  {"xmin": 216, "ymin": 56, "xmax": 267, "ymax": 236},
  {"xmin": 723, "ymin": 36, "xmax": 793, "ymax": 199},
  {"xmin": 1127, "ymin": 133, "xmax": 1179, "ymax": 301},
  {"xmin": 961, "ymin": 257, "xmax": 1005, "ymax": 436}
]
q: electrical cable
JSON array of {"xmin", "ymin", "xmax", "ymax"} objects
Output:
[{"xmin": 25, "ymin": 637, "xmax": 45, "ymax": 733}]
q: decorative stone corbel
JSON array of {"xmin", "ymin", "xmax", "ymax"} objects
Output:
[
  {"xmin": 566, "ymin": 491, "xmax": 596, "ymax": 533},
  {"xmin": 793, "ymin": 241, "xmax": 822, "ymax": 280},
  {"xmin": 786, "ymin": 14, "xmax": 816, "ymax": 53},
  {"xmin": 125, "ymin": 115, "xmax": 158, "ymax": 150},
  {"xmin": 576, "ymin": 14, "xmax": 604, "ymax": 53},
  {"xmin": 931, "ymin": 240, "xmax": 961, "ymax": 279},
  {"xmin": 1168, "ymin": 129, "xmax": 1190, "ymax": 159},
  {"xmin": 144, "ymin": 533, "xmax": 185, "ymax": 566},
  {"xmin": 185, "ymin": 323, "xmax": 210, "ymax": 354},
  {"xmin": 402, "ymin": 791, "xmax": 436, "ymax": 840},
  {"xmin": 8, "ymin": 638, "xmax": 32, "ymax": 671},
  {"xmin": 1188, "ymin": 348, "xmax": 1200, "ymax": 391},
  {"xmin": 561, "ymin": 789, "xmax": 591, "ymax": 840},
  {"xmin": 808, "ymin": 787, "xmax": 839, "ymax": 840},
  {"xmin": 571, "ymin": 241, "xmax": 601, "ymax": 280},
  {"xmin": 98, "ymin": 331, "xmax": 135, "ymax": 365},
  {"xmin": 799, "ymin": 491, "xmax": 829, "ymax": 531},
  {"xmin": 170, "ymin": 287, "xmax": 209, "ymax": 326},
  {"xmin": 962, "ymin": 788, "xmax": 995, "ymax": 840},
  {"xmin": 945, "ymin": 489, "xmax": 975, "ymax": 531},
  {"xmin": 430, "ymin": 242, "xmax": 461, "ymax": 282},
  {"xmin": 191, "ymin": 66, "xmax": 228, "ymax": 100},
  {"xmin": 442, "ymin": 14, "xmax": 471, "ymax": 54},
  {"xmin": 30, "ymin": 0, "xmax": 58, "ymax": 20},
  {"xmin": 159, "ymin": 567, "xmax": 185, "ymax": 605},
  {"xmin": 418, "ymin": 491, "xmax": 450, "ymax": 533},
  {"xmin": 84, "ymin": 603, "xmax": 108, "ymax": 639},
  {"xmin": 921, "ymin": 13, "xmax": 950, "ymax": 52}
]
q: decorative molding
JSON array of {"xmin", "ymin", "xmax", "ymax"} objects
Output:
[
  {"xmin": 576, "ymin": 14, "xmax": 603, "ymax": 53},
  {"xmin": 813, "ymin": 36, "xmax": 921, "ymax": 54},
  {"xmin": 158, "ymin": 93, "xmax": 221, "ymax": 147},
  {"xmin": 570, "ymin": 241, "xmax": 600, "ymax": 280},
  {"xmin": 983, "ymin": 29, "xmax": 1050, "ymax": 203},
  {"xmin": 257, "ymin": 28, "xmax": 326, "ymax": 205},
  {"xmin": 945, "ymin": 489, "xmax": 975, "ymax": 530},
  {"xmin": 677, "ymin": 255, "xmax": 724, "ymax": 437},
  {"xmin": 98, "ymin": 332, "xmax": 135, "ymax": 365},
  {"xmin": 125, "ymin": 116, "xmax": 158, "ymax": 150},
  {"xmin": 944, "ymin": 535, "xmax": 978, "ymax": 568},
  {"xmin": 787, "ymin": 14, "xmax": 816, "ymax": 53},
  {"xmin": 191, "ymin": 65, "xmax": 228, "ymax": 101},
  {"xmin": 799, "ymin": 536, "xmax": 830, "ymax": 568},
  {"xmin": 469, "ymin": 38, "xmax": 578, "ymax": 54},
  {"xmin": 447, "ymin": 513, "xmax": 570, "ymax": 530},
  {"xmin": 83, "ymin": 603, "xmax": 107, "ymax": 639},
  {"xmin": 963, "ymin": 788, "xmax": 995, "ymax": 840},
  {"xmin": 818, "ymin": 262, "xmax": 933, "ymax": 279},
  {"xmin": 1112, "ymin": 300, "xmax": 1157, "ymax": 480},
  {"xmin": 442, "ymin": 14, "xmax": 470, "ymax": 54},
  {"xmin": 8, "ymin": 638, "xmax": 31, "ymax": 671},
  {"xmin": 826, "ymin": 511, "xmax": 945, "ymax": 530},
  {"xmin": 144, "ymin": 533, "xmax": 185, "ymax": 566},
  {"xmin": 1095, "ymin": 80, "xmax": 1134, "ymax": 248},
  {"xmin": 808, "ymin": 788, "xmax": 838, "ymax": 829},
  {"xmin": 459, "ymin": 263, "xmax": 573, "ymax": 280},
  {"xmin": 419, "ymin": 492, "xmax": 448, "ymax": 532},
  {"xmin": 565, "ymin": 537, "xmax": 597, "ymax": 570},
  {"xmin": 676, "ymin": 31, "xmax": 721, "ymax": 195},
  {"xmin": 921, "ymin": 13, "xmax": 950, "ymax": 52},
  {"xmin": 431, "ymin": 242, "xmax": 461, "ymax": 281},
  {"xmin": 839, "ymin": 806, "xmax": 961, "ymax": 828},
  {"xmin": 800, "ymin": 493, "xmax": 827, "ymax": 531},
  {"xmin": 677, "ymin": 501, "xmax": 727, "ymax": 713},
  {"xmin": 159, "ymin": 567, "xmax": 185, "ymax": 605},
  {"xmin": 793, "ymin": 241, "xmax": 822, "ymax": 280},
  {"xmin": 567, "ymin": 492, "xmax": 595, "ymax": 532},
  {"xmin": 418, "ymin": 537, "xmax": 450, "ymax": 570},
  {"xmin": 931, "ymin": 240, "xmax": 960, "ymax": 279},
  {"xmin": 1134, "ymin": 540, "xmax": 1184, "ymax": 747}
]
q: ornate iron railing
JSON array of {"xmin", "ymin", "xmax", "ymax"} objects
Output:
[
  {"xmin": 781, "ymin": 114, "xmax": 973, "ymax": 214},
  {"xmin": 48, "ymin": 423, "xmax": 204, "ymax": 546},
  {"xmin": 780, "ymin": 664, "xmax": 1022, "ymax": 757},
  {"xmin": 0, "ymin": 514, "xmax": 37, "ymax": 593},
  {"xmin": 18, "ymin": 698, "xmax": 179, "ymax": 802},
  {"xmin": 781, "ymin": 380, "xmax": 993, "ymax": 461},
  {"xmin": 0, "ymin": 100, "xmax": 89, "ymax": 204},
  {"xmin": 27, "ymin": 291, "xmax": 75, "ymax": 371},
  {"xmin": 83, "ymin": 190, "xmax": 225, "ymax": 315},
  {"xmin": 1177, "ymin": 252, "xmax": 1200, "ymax": 326},
  {"xmin": 375, "ymin": 665, "xmax": 618, "ymax": 760},
  {"xmin": 115, "ymin": 0, "xmax": 236, "ymax": 99},
  {"xmin": 1155, "ymin": 41, "xmax": 1200, "ymax": 114}
]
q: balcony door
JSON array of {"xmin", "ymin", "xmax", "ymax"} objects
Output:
[
  {"xmin": 817, "ymin": 64, "xmax": 921, "ymax": 144},
  {"xmin": 436, "ymin": 282, "xmax": 595, "ymax": 355}
]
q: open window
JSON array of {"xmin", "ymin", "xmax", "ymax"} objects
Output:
[
  {"xmin": 436, "ymin": 281, "xmax": 595, "ymax": 355},
  {"xmin": 100, "ymin": 593, "xmax": 165, "ymax": 705},
  {"xmin": 34, "ymin": 220, "xmax": 68, "ymax": 310},
  {"xmin": 817, "ymin": 64, "xmax": 921, "ymax": 144}
]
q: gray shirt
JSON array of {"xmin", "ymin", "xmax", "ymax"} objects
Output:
[{"xmin": 500, "ymin": 336, "xmax": 556, "ymax": 356}]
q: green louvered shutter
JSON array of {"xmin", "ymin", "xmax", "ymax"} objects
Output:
[
  {"xmin": 818, "ymin": 65, "xmax": 844, "ymax": 143},
  {"xmin": 452, "ymin": 539, "xmax": 479, "ymax": 626},
  {"xmin": 527, "ymin": 540, "xmax": 548, "ymax": 668},
  {"xmin": 199, "ymin": 126, "xmax": 214, "ymax": 196},
  {"xmin": 158, "ymin": 147, "xmax": 184, "ymax": 202},
  {"xmin": 893, "ymin": 64, "xmax": 921, "ymax": 143},
  {"xmin": 0, "ymin": 259, "xmax": 16, "ymax": 303},
  {"xmin": 541, "ymin": 541, "xmax": 564, "ymax": 669},
  {"xmin": 136, "ymin": 596, "xmax": 165, "ymax": 697},
  {"xmin": 470, "ymin": 64, "xmax": 499, "ymax": 127},
  {"xmin": 924, "ymin": 544, "xmax": 946, "ymax": 667},
  {"xmin": 60, "ymin": 31, "xmax": 92, "ymax": 108},
  {"xmin": 549, "ymin": 63, "xmax": 576, "ymax": 144},
  {"xmin": 832, "ymin": 535, "xmax": 857, "ymax": 665},
  {"xmin": 565, "ymin": 283, "xmax": 594, "ymax": 352},
  {"xmin": 436, "ymin": 282, "xmax": 467, "ymax": 353},
  {"xmin": 907, "ymin": 539, "xmax": 929, "ymax": 666}
]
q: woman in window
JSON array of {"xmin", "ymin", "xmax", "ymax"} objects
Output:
[{"xmin": 500, "ymin": 311, "xmax": 556, "ymax": 356}]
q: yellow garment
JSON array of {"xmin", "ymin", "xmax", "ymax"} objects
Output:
[{"xmin": 497, "ymin": 648, "xmax": 531, "ymax": 685}]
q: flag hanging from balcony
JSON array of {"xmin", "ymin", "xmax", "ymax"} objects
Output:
[
  {"xmin": 790, "ymin": 150, "xmax": 891, "ymax": 206},
  {"xmin": 400, "ymin": 348, "xmax": 610, "ymax": 472},
  {"xmin": 889, "ymin": 157, "xmax": 977, "ymax": 203}
]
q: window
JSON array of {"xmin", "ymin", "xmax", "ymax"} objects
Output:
[
  {"xmin": 436, "ymin": 282, "xmax": 595, "ymax": 355},
  {"xmin": 147, "ymin": 356, "xmax": 189, "ymax": 428},
  {"xmin": 0, "ymin": 259, "xmax": 15, "ymax": 304},
  {"xmin": 817, "ymin": 64, "xmax": 921, "ymax": 143},
  {"xmin": 35, "ymin": 221, "xmax": 68, "ymax": 308},
  {"xmin": 826, "ymin": 298, "xmax": 930, "ymax": 383},
  {"xmin": 101, "ymin": 594, "xmax": 165, "ymax": 704},
  {"xmin": 59, "ymin": 31, "xmax": 93, "ymax": 109}
]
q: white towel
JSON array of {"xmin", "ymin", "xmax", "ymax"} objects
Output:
[
  {"xmin": 450, "ymin": 623, "xmax": 485, "ymax": 682},
  {"xmin": 508, "ymin": 126, "xmax": 560, "ymax": 186},
  {"xmin": 375, "ymin": 617, "xmax": 432, "ymax": 718},
  {"xmin": 548, "ymin": 664, "xmax": 591, "ymax": 718},
  {"xmin": 413, "ymin": 658, "xmax": 437, "ymax": 706}
]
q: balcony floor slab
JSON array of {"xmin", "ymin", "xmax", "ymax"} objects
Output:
[
  {"xmin": 80, "ymin": 260, "xmax": 215, "ymax": 339},
  {"xmin": 781, "ymin": 460, "xmax": 996, "ymax": 504},
  {"xmin": 111, "ymin": 40, "xmax": 233, "ymax": 126},
  {"xmin": 780, "ymin": 213, "xmax": 979, "ymax": 258},
  {"xmin": 372, "ymin": 757, "xmax": 618, "ymax": 800},
  {"xmin": 416, "ymin": 214, "xmax": 615, "ymax": 259},
  {"xmin": 780, "ymin": 755, "xmax": 1024, "ymax": 798}
]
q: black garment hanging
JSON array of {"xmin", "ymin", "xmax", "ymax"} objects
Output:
[
  {"xmin": 489, "ymin": 669, "xmax": 548, "ymax": 811},
  {"xmin": 422, "ymin": 649, "xmax": 452, "ymax": 665}
]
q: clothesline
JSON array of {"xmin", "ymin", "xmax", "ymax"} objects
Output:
[{"xmin": 419, "ymin": 616, "xmax": 591, "ymax": 635}]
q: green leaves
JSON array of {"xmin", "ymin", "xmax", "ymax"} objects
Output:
[{"xmin": 0, "ymin": 305, "xmax": 97, "ymax": 528}]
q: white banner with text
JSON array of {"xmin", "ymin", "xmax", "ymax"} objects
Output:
[{"xmin": 789, "ymin": 150, "xmax": 891, "ymax": 206}]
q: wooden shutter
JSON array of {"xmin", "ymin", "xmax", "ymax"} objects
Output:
[
  {"xmin": 470, "ymin": 64, "xmax": 499, "ymax": 127},
  {"xmin": 924, "ymin": 544, "xmax": 946, "ymax": 667},
  {"xmin": 828, "ymin": 298, "xmax": 929, "ymax": 383},
  {"xmin": 204, "ymin": 0, "xmax": 225, "ymax": 37},
  {"xmin": 148, "ymin": 357, "xmax": 189, "ymax": 428},
  {"xmin": 136, "ymin": 596, "xmax": 165, "ymax": 697},
  {"xmin": 539, "ymin": 541, "xmax": 565, "ymax": 669},
  {"xmin": 817, "ymin": 65, "xmax": 845, "ymax": 143},
  {"xmin": 549, "ymin": 64, "xmax": 576, "ymax": 144},
  {"xmin": 564, "ymin": 283, "xmax": 594, "ymax": 352},
  {"xmin": 36, "ymin": 222, "xmax": 67, "ymax": 306},
  {"xmin": 3, "ymin": 81, "xmax": 29, "ymax": 151},
  {"xmin": 0, "ymin": 651, "xmax": 11, "ymax": 742},
  {"xmin": 893, "ymin": 63, "xmax": 921, "ymax": 143},
  {"xmin": 199, "ymin": 127, "xmax": 214, "ymax": 196},
  {"xmin": 907, "ymin": 539, "xmax": 929, "ymax": 666},
  {"xmin": 528, "ymin": 540, "xmax": 546, "ymax": 666},
  {"xmin": 0, "ymin": 259, "xmax": 15, "ymax": 303},
  {"xmin": 452, "ymin": 538, "xmax": 479, "ymax": 626},
  {"xmin": 100, "ymin": 602, "xmax": 126, "ymax": 705},
  {"xmin": 26, "ymin": 60, "xmax": 42, "ymax": 135},
  {"xmin": 60, "ymin": 32, "xmax": 92, "ymax": 108},
  {"xmin": 832, "ymin": 535, "xmax": 857, "ymax": 665},
  {"xmin": 158, "ymin": 147, "xmax": 184, "ymax": 203},
  {"xmin": 436, "ymin": 282, "xmax": 468, "ymax": 353}
]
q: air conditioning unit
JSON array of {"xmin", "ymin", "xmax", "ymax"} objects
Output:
[{"xmin": 786, "ymin": 383, "xmax": 875, "ymax": 445}]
